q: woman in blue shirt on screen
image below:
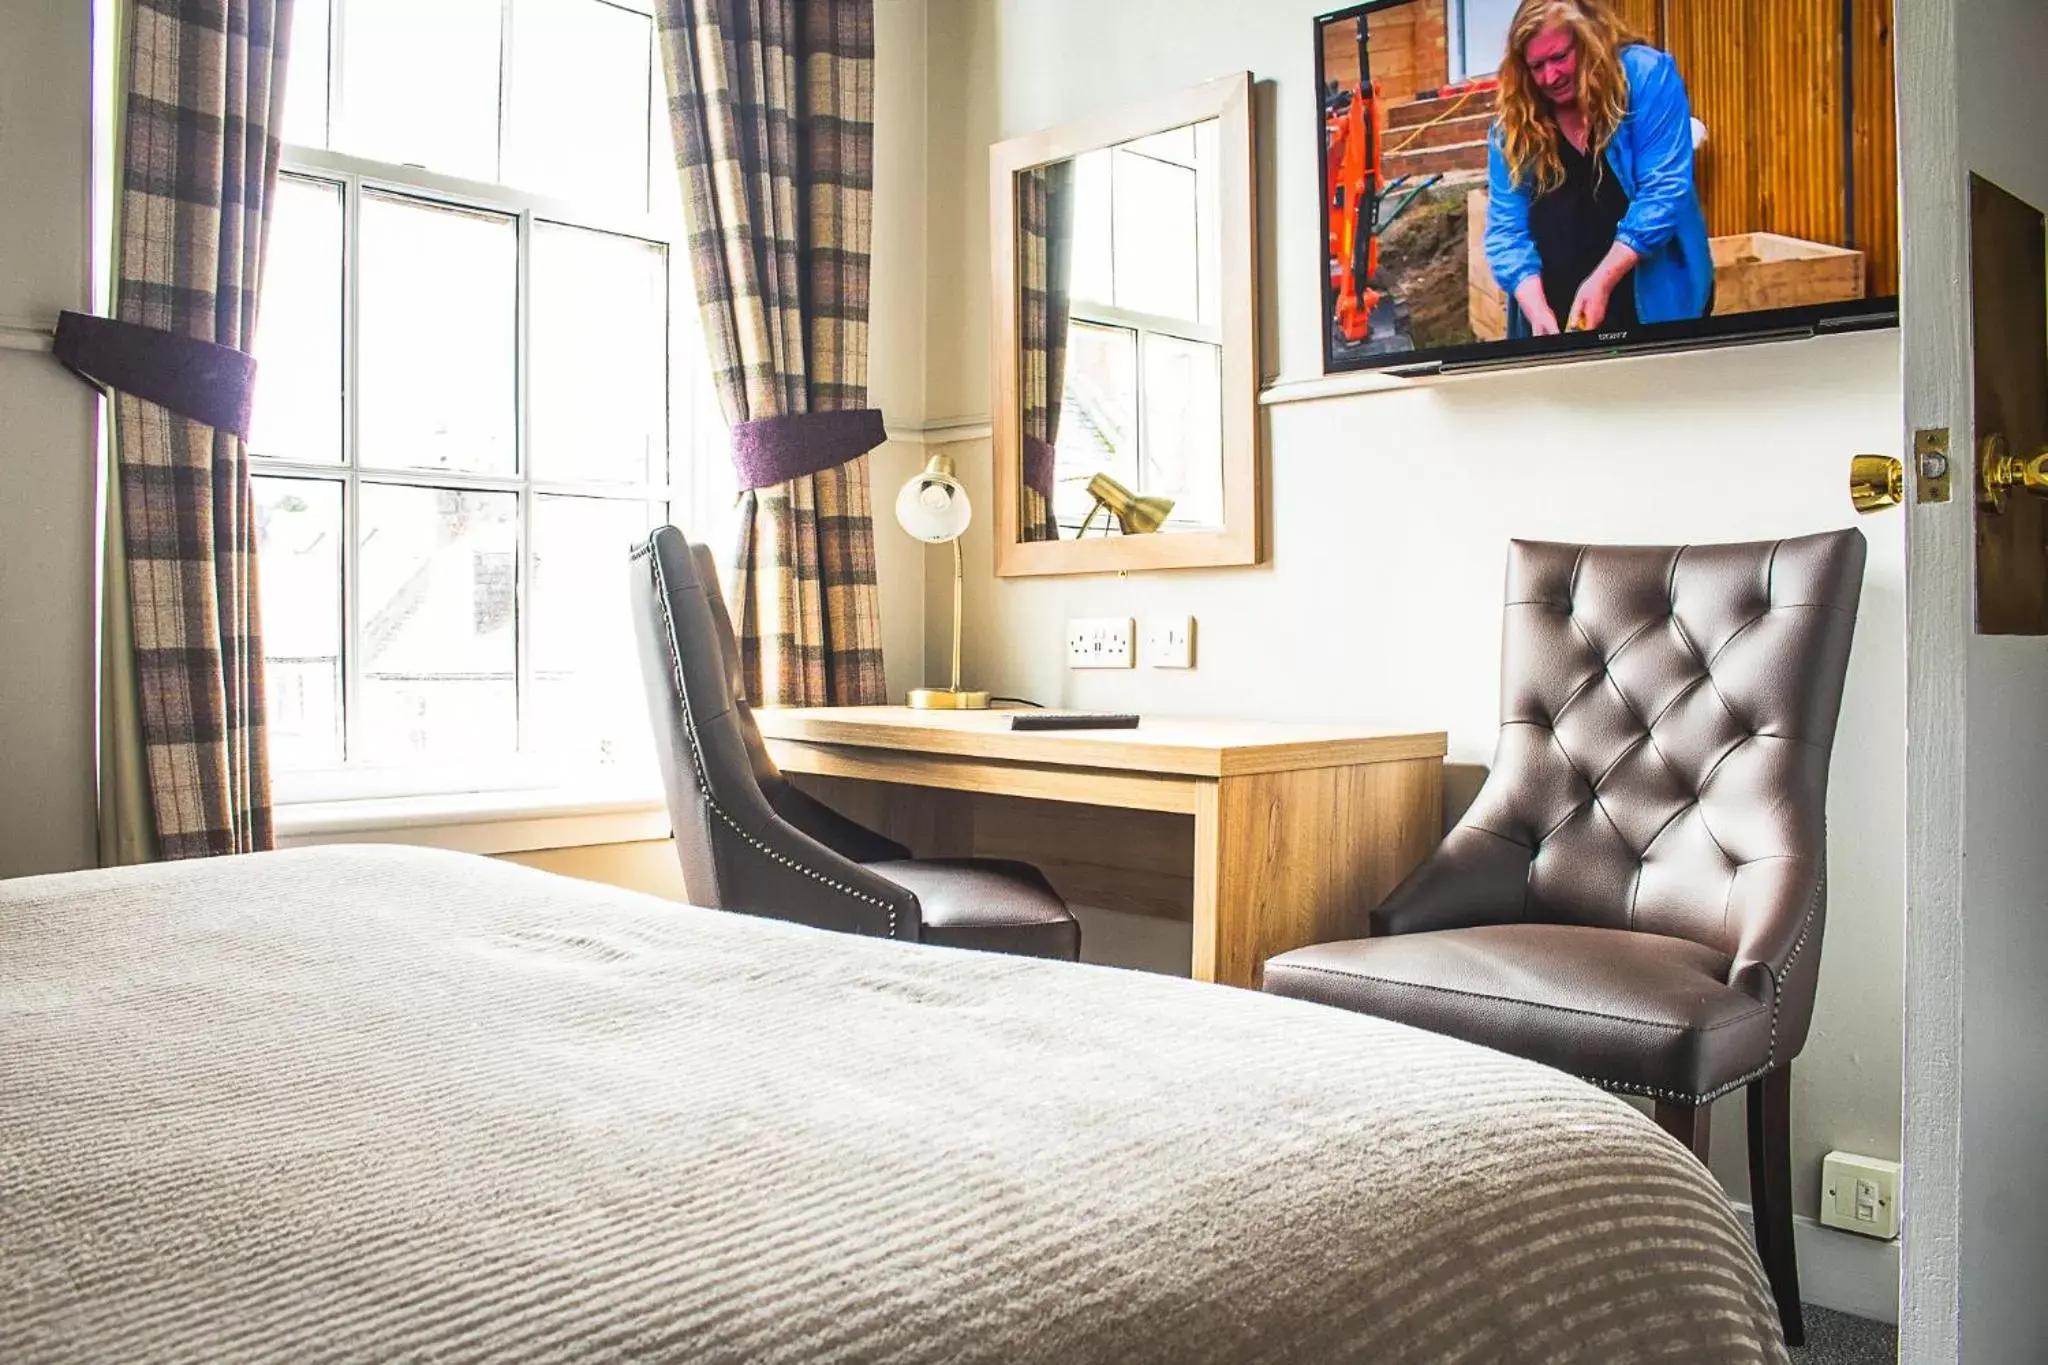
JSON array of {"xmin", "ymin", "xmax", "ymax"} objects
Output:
[{"xmin": 1483, "ymin": 0, "xmax": 1713, "ymax": 338}]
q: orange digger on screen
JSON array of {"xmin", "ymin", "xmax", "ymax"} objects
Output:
[
  {"xmin": 1325, "ymin": 75, "xmax": 1388, "ymax": 346},
  {"xmin": 1324, "ymin": 16, "xmax": 1486, "ymax": 353}
]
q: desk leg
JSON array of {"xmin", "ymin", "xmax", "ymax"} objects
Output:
[{"xmin": 1190, "ymin": 758, "xmax": 1442, "ymax": 990}]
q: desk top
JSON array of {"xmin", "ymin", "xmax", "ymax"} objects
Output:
[{"xmin": 753, "ymin": 706, "xmax": 1446, "ymax": 779}]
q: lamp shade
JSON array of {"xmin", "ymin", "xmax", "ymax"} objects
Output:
[
  {"xmin": 1084, "ymin": 471, "xmax": 1175, "ymax": 535},
  {"xmin": 895, "ymin": 454, "xmax": 972, "ymax": 543}
]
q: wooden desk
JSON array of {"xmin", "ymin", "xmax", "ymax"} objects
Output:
[{"xmin": 755, "ymin": 707, "xmax": 1446, "ymax": 989}]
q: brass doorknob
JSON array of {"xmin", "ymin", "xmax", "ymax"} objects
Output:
[
  {"xmin": 1978, "ymin": 433, "xmax": 2048, "ymax": 513},
  {"xmin": 1850, "ymin": 454, "xmax": 1903, "ymax": 514}
]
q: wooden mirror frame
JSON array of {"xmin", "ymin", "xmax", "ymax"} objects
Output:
[{"xmin": 989, "ymin": 72, "xmax": 1261, "ymax": 578}]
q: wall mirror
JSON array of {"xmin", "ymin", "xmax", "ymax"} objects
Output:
[{"xmin": 991, "ymin": 72, "xmax": 1260, "ymax": 577}]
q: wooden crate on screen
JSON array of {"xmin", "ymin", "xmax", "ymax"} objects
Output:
[
  {"xmin": 1467, "ymin": 188, "xmax": 1508, "ymax": 340},
  {"xmin": 1708, "ymin": 232, "xmax": 1866, "ymax": 315},
  {"xmin": 1465, "ymin": 191, "xmax": 1865, "ymax": 335}
]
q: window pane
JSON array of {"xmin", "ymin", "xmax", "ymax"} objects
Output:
[
  {"xmin": 1069, "ymin": 148, "xmax": 1113, "ymax": 308},
  {"xmin": 334, "ymin": 0, "xmax": 501, "ymax": 181},
  {"xmin": 1112, "ymin": 148, "xmax": 1200, "ymax": 320},
  {"xmin": 505, "ymin": 0, "xmax": 653, "ymax": 210},
  {"xmin": 358, "ymin": 193, "xmax": 517, "ymax": 475},
  {"xmin": 253, "ymin": 477, "xmax": 344, "ymax": 770},
  {"xmin": 280, "ymin": 0, "xmax": 330, "ymax": 147},
  {"xmin": 1053, "ymin": 320, "xmax": 1138, "ymax": 532},
  {"xmin": 250, "ymin": 176, "xmax": 344, "ymax": 464},
  {"xmin": 531, "ymin": 223, "xmax": 667, "ymax": 485},
  {"xmin": 529, "ymin": 495, "xmax": 661, "ymax": 771},
  {"xmin": 1141, "ymin": 333, "xmax": 1224, "ymax": 528},
  {"xmin": 357, "ymin": 484, "xmax": 519, "ymax": 765}
]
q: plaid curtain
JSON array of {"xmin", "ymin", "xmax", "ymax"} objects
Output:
[
  {"xmin": 1018, "ymin": 162, "xmax": 1075, "ymax": 542},
  {"xmin": 658, "ymin": 0, "xmax": 887, "ymax": 707},
  {"xmin": 109, "ymin": 0, "xmax": 293, "ymax": 857}
]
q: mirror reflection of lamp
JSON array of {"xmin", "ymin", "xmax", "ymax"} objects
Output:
[
  {"xmin": 894, "ymin": 454, "xmax": 990, "ymax": 709},
  {"xmin": 1075, "ymin": 471, "xmax": 1175, "ymax": 536}
]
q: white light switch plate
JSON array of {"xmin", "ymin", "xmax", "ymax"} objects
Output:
[
  {"xmin": 1820, "ymin": 1151, "xmax": 1901, "ymax": 1239},
  {"xmin": 1143, "ymin": 615, "xmax": 1196, "ymax": 668},
  {"xmin": 1067, "ymin": 617, "xmax": 1134, "ymax": 669}
]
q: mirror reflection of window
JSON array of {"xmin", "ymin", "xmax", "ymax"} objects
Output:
[
  {"xmin": 1041, "ymin": 118, "xmax": 1226, "ymax": 540},
  {"xmin": 1053, "ymin": 321, "xmax": 1138, "ymax": 533}
]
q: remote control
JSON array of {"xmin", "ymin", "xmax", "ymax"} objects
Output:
[{"xmin": 1007, "ymin": 711, "xmax": 1140, "ymax": 731}]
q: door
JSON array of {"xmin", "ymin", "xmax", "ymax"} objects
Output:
[{"xmin": 1896, "ymin": 0, "xmax": 2048, "ymax": 1358}]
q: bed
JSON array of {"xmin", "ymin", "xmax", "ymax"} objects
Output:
[{"xmin": 1, "ymin": 846, "xmax": 1788, "ymax": 1363}]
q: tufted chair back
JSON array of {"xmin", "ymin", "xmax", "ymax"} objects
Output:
[
  {"xmin": 630, "ymin": 526, "xmax": 919, "ymax": 935},
  {"xmin": 1372, "ymin": 530, "xmax": 1866, "ymax": 1051}
]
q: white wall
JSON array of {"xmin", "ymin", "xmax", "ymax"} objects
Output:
[
  {"xmin": 0, "ymin": 1, "xmax": 100, "ymax": 879},
  {"xmin": 911, "ymin": 0, "xmax": 1908, "ymax": 1238},
  {"xmin": 862, "ymin": 0, "xmax": 932, "ymax": 699}
]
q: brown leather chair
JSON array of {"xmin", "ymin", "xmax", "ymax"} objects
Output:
[
  {"xmin": 629, "ymin": 524, "xmax": 1080, "ymax": 961},
  {"xmin": 1263, "ymin": 529, "xmax": 1866, "ymax": 1348}
]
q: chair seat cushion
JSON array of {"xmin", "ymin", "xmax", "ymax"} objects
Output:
[
  {"xmin": 870, "ymin": 858, "xmax": 1080, "ymax": 962},
  {"xmin": 1263, "ymin": 923, "xmax": 1771, "ymax": 1102}
]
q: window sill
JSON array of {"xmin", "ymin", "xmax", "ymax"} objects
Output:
[{"xmin": 274, "ymin": 786, "xmax": 672, "ymax": 856}]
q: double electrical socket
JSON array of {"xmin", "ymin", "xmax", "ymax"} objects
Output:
[
  {"xmin": 1067, "ymin": 617, "xmax": 1133, "ymax": 669},
  {"xmin": 1067, "ymin": 616, "xmax": 1196, "ymax": 669}
]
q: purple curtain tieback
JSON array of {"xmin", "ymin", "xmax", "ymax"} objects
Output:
[
  {"xmin": 53, "ymin": 311, "xmax": 257, "ymax": 440},
  {"xmin": 730, "ymin": 408, "xmax": 888, "ymax": 491},
  {"xmin": 1022, "ymin": 434, "xmax": 1057, "ymax": 500}
]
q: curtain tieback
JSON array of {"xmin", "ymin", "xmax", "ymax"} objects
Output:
[
  {"xmin": 53, "ymin": 311, "xmax": 257, "ymax": 440},
  {"xmin": 731, "ymin": 409, "xmax": 887, "ymax": 491}
]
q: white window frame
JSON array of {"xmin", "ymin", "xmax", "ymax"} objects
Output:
[
  {"xmin": 1449, "ymin": 0, "xmax": 1520, "ymax": 84},
  {"xmin": 1057, "ymin": 304, "xmax": 1223, "ymax": 533},
  {"xmin": 1060, "ymin": 138, "xmax": 1224, "ymax": 536},
  {"xmin": 258, "ymin": 0, "xmax": 718, "ymax": 814}
]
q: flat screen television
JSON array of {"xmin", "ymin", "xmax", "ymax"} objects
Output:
[{"xmin": 1315, "ymin": 0, "xmax": 1899, "ymax": 375}]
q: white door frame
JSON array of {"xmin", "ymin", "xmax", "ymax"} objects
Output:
[
  {"xmin": 1898, "ymin": 0, "xmax": 2048, "ymax": 1358},
  {"xmin": 1895, "ymin": 0, "xmax": 1967, "ymax": 1352}
]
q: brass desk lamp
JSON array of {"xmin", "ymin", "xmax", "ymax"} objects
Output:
[
  {"xmin": 894, "ymin": 454, "xmax": 989, "ymax": 709},
  {"xmin": 1075, "ymin": 471, "xmax": 1174, "ymax": 536}
]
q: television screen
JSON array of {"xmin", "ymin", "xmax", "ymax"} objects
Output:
[{"xmin": 1316, "ymin": 0, "xmax": 1899, "ymax": 374}]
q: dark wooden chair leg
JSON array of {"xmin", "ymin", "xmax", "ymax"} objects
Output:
[
  {"xmin": 1747, "ymin": 1066, "xmax": 1804, "ymax": 1348},
  {"xmin": 1654, "ymin": 1098, "xmax": 1711, "ymax": 1164}
]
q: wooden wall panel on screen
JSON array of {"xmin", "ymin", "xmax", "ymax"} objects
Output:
[
  {"xmin": 1322, "ymin": 14, "xmax": 1361, "ymax": 92},
  {"xmin": 1613, "ymin": 0, "xmax": 1662, "ymax": 46},
  {"xmin": 1761, "ymin": 0, "xmax": 1846, "ymax": 250},
  {"xmin": 1671, "ymin": 0, "xmax": 1842, "ymax": 248},
  {"xmin": 1852, "ymin": 0, "xmax": 1899, "ymax": 299},
  {"xmin": 1667, "ymin": 0, "xmax": 1751, "ymax": 242},
  {"xmin": 1668, "ymin": 0, "xmax": 1896, "ymax": 301},
  {"xmin": 1363, "ymin": 3, "xmax": 1446, "ymax": 104}
]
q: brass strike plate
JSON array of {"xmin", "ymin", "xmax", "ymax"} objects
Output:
[{"xmin": 1915, "ymin": 428, "xmax": 1953, "ymax": 504}]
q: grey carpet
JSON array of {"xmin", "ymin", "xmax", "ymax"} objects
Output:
[{"xmin": 1792, "ymin": 1306, "xmax": 1897, "ymax": 1363}]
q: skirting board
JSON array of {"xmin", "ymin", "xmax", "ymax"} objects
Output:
[{"xmin": 1729, "ymin": 1202, "xmax": 1900, "ymax": 1324}]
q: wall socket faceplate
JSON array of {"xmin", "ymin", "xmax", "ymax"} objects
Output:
[
  {"xmin": 1819, "ymin": 1151, "xmax": 1901, "ymax": 1240},
  {"xmin": 1143, "ymin": 615, "xmax": 1196, "ymax": 668},
  {"xmin": 1067, "ymin": 617, "xmax": 1134, "ymax": 669}
]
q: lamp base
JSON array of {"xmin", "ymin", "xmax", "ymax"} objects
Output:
[{"xmin": 906, "ymin": 687, "xmax": 991, "ymax": 710}]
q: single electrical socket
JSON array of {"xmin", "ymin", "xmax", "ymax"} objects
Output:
[
  {"xmin": 1819, "ymin": 1151, "xmax": 1901, "ymax": 1240},
  {"xmin": 1143, "ymin": 615, "xmax": 1196, "ymax": 668},
  {"xmin": 1067, "ymin": 616, "xmax": 1134, "ymax": 669}
]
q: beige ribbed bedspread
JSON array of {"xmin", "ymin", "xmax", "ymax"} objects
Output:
[{"xmin": 0, "ymin": 846, "xmax": 1787, "ymax": 1364}]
